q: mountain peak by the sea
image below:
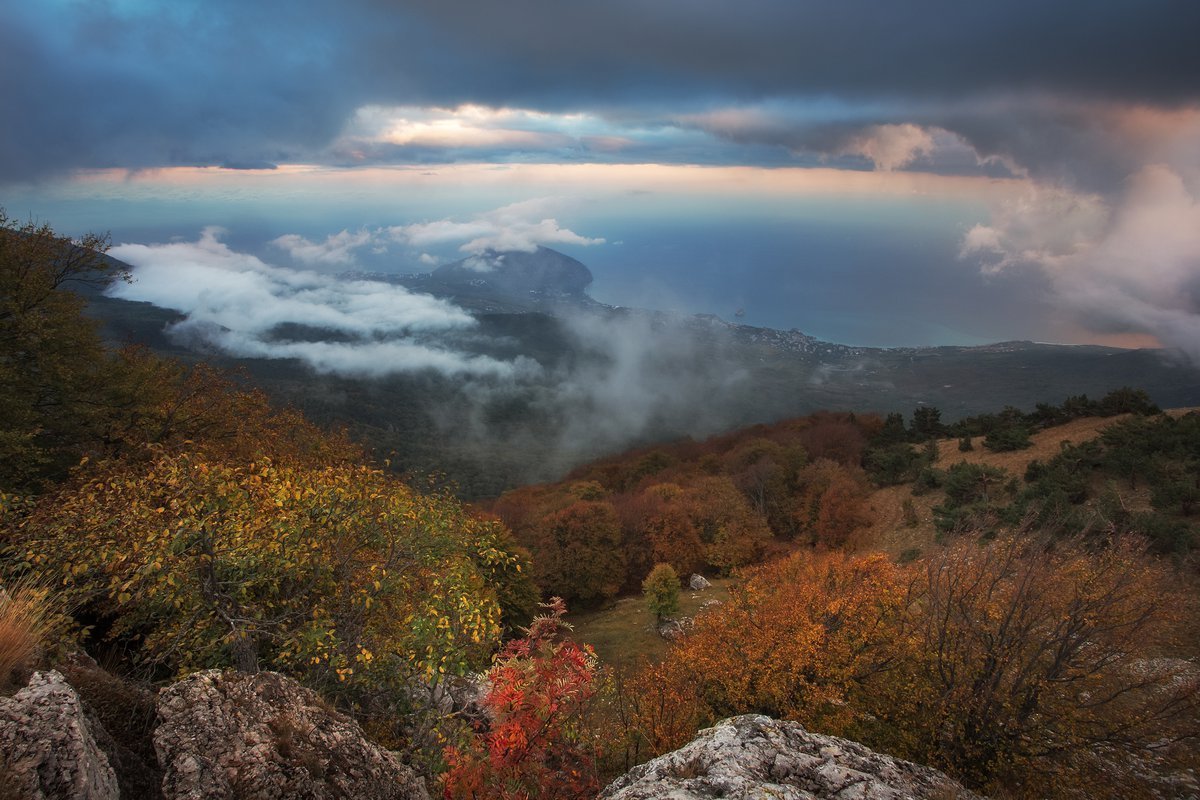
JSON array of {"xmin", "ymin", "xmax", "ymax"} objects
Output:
[
  {"xmin": 432, "ymin": 246, "xmax": 592, "ymax": 297},
  {"xmin": 390, "ymin": 246, "xmax": 596, "ymax": 312}
]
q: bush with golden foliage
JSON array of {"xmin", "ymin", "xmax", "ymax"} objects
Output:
[{"xmin": 3, "ymin": 449, "xmax": 536, "ymax": 759}]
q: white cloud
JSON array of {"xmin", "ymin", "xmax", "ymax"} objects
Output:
[
  {"xmin": 108, "ymin": 228, "xmax": 522, "ymax": 377},
  {"xmin": 387, "ymin": 198, "xmax": 605, "ymax": 254},
  {"xmin": 840, "ymin": 124, "xmax": 936, "ymax": 171},
  {"xmin": 261, "ymin": 198, "xmax": 605, "ymax": 271},
  {"xmin": 961, "ymin": 164, "xmax": 1200, "ymax": 358},
  {"xmin": 959, "ymin": 185, "xmax": 1107, "ymax": 274},
  {"xmin": 271, "ymin": 228, "xmax": 373, "ymax": 266},
  {"xmin": 333, "ymin": 104, "xmax": 590, "ymax": 158}
]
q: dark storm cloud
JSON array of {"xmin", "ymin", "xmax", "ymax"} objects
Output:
[
  {"xmin": 3, "ymin": 0, "xmax": 1198, "ymax": 182},
  {"xmin": 383, "ymin": 0, "xmax": 1200, "ymax": 106},
  {"xmin": 0, "ymin": 1, "xmax": 367, "ymax": 180}
]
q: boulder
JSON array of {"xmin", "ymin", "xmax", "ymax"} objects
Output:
[
  {"xmin": 688, "ymin": 574, "xmax": 712, "ymax": 591},
  {"xmin": 155, "ymin": 669, "xmax": 429, "ymax": 800},
  {"xmin": 657, "ymin": 616, "xmax": 695, "ymax": 641},
  {"xmin": 0, "ymin": 670, "xmax": 120, "ymax": 800},
  {"xmin": 599, "ymin": 714, "xmax": 981, "ymax": 800},
  {"xmin": 657, "ymin": 619, "xmax": 685, "ymax": 641}
]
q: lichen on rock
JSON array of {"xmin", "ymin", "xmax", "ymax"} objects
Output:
[
  {"xmin": 599, "ymin": 714, "xmax": 981, "ymax": 800},
  {"xmin": 154, "ymin": 669, "xmax": 429, "ymax": 800}
]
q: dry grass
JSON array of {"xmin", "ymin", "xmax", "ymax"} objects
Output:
[
  {"xmin": 935, "ymin": 407, "xmax": 1198, "ymax": 475},
  {"xmin": 862, "ymin": 484, "xmax": 943, "ymax": 559},
  {"xmin": 0, "ymin": 574, "xmax": 54, "ymax": 692},
  {"xmin": 934, "ymin": 414, "xmax": 1132, "ymax": 474},
  {"xmin": 867, "ymin": 408, "xmax": 1198, "ymax": 558}
]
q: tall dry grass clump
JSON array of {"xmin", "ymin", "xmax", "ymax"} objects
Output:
[{"xmin": 0, "ymin": 575, "xmax": 54, "ymax": 691}]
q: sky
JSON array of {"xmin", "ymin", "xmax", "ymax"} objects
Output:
[{"xmin": 3, "ymin": 0, "xmax": 1200, "ymax": 354}]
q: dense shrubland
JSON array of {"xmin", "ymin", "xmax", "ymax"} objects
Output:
[{"xmin": 2, "ymin": 213, "xmax": 1197, "ymax": 798}]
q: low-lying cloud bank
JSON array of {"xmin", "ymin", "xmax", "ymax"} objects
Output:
[
  {"xmin": 109, "ymin": 228, "xmax": 524, "ymax": 378},
  {"xmin": 270, "ymin": 198, "xmax": 603, "ymax": 269},
  {"xmin": 107, "ymin": 226, "xmax": 763, "ymax": 487}
]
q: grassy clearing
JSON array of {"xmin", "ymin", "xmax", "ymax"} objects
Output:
[{"xmin": 567, "ymin": 577, "xmax": 733, "ymax": 668}]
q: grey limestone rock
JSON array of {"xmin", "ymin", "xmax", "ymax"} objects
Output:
[
  {"xmin": 154, "ymin": 669, "xmax": 429, "ymax": 800},
  {"xmin": 0, "ymin": 670, "xmax": 120, "ymax": 800},
  {"xmin": 688, "ymin": 574, "xmax": 712, "ymax": 591},
  {"xmin": 599, "ymin": 714, "xmax": 980, "ymax": 800}
]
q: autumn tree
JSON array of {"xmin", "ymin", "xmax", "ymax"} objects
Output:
[
  {"xmin": 0, "ymin": 210, "xmax": 124, "ymax": 491},
  {"xmin": 93, "ymin": 348, "xmax": 363, "ymax": 469},
  {"xmin": 5, "ymin": 450, "xmax": 534, "ymax": 753},
  {"xmin": 641, "ymin": 564, "xmax": 680, "ymax": 621},
  {"xmin": 794, "ymin": 459, "xmax": 874, "ymax": 548},
  {"xmin": 682, "ymin": 476, "xmax": 771, "ymax": 573},
  {"xmin": 626, "ymin": 535, "xmax": 1198, "ymax": 797},
  {"xmin": 0, "ymin": 209, "xmax": 358, "ymax": 492},
  {"xmin": 723, "ymin": 437, "xmax": 806, "ymax": 537},
  {"xmin": 645, "ymin": 507, "xmax": 704, "ymax": 579},
  {"xmin": 900, "ymin": 534, "xmax": 1199, "ymax": 794},
  {"xmin": 529, "ymin": 501, "xmax": 625, "ymax": 606},
  {"xmin": 631, "ymin": 550, "xmax": 914, "ymax": 750},
  {"xmin": 797, "ymin": 414, "xmax": 867, "ymax": 467}
]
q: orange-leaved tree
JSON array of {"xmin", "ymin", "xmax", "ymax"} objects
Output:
[
  {"xmin": 625, "ymin": 535, "xmax": 1199, "ymax": 797},
  {"xmin": 629, "ymin": 549, "xmax": 914, "ymax": 752},
  {"xmin": 681, "ymin": 476, "xmax": 771, "ymax": 574},
  {"xmin": 528, "ymin": 501, "xmax": 625, "ymax": 607},
  {"xmin": 794, "ymin": 459, "xmax": 874, "ymax": 548}
]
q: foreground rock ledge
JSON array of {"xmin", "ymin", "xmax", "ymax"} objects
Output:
[
  {"xmin": 599, "ymin": 714, "xmax": 980, "ymax": 800},
  {"xmin": 0, "ymin": 670, "xmax": 120, "ymax": 800},
  {"xmin": 155, "ymin": 669, "xmax": 429, "ymax": 800}
]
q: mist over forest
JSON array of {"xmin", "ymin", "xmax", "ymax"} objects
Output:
[{"xmin": 85, "ymin": 240, "xmax": 1200, "ymax": 497}]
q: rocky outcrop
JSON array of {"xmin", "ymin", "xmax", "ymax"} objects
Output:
[
  {"xmin": 599, "ymin": 714, "xmax": 980, "ymax": 800},
  {"xmin": 154, "ymin": 669, "xmax": 429, "ymax": 800},
  {"xmin": 688, "ymin": 574, "xmax": 712, "ymax": 591},
  {"xmin": 0, "ymin": 670, "xmax": 120, "ymax": 800},
  {"xmin": 657, "ymin": 616, "xmax": 695, "ymax": 641},
  {"xmin": 59, "ymin": 653, "xmax": 162, "ymax": 799}
]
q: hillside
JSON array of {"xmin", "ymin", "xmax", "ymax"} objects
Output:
[
  {"xmin": 867, "ymin": 410, "xmax": 1195, "ymax": 557},
  {"xmin": 498, "ymin": 393, "xmax": 1200, "ymax": 654}
]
